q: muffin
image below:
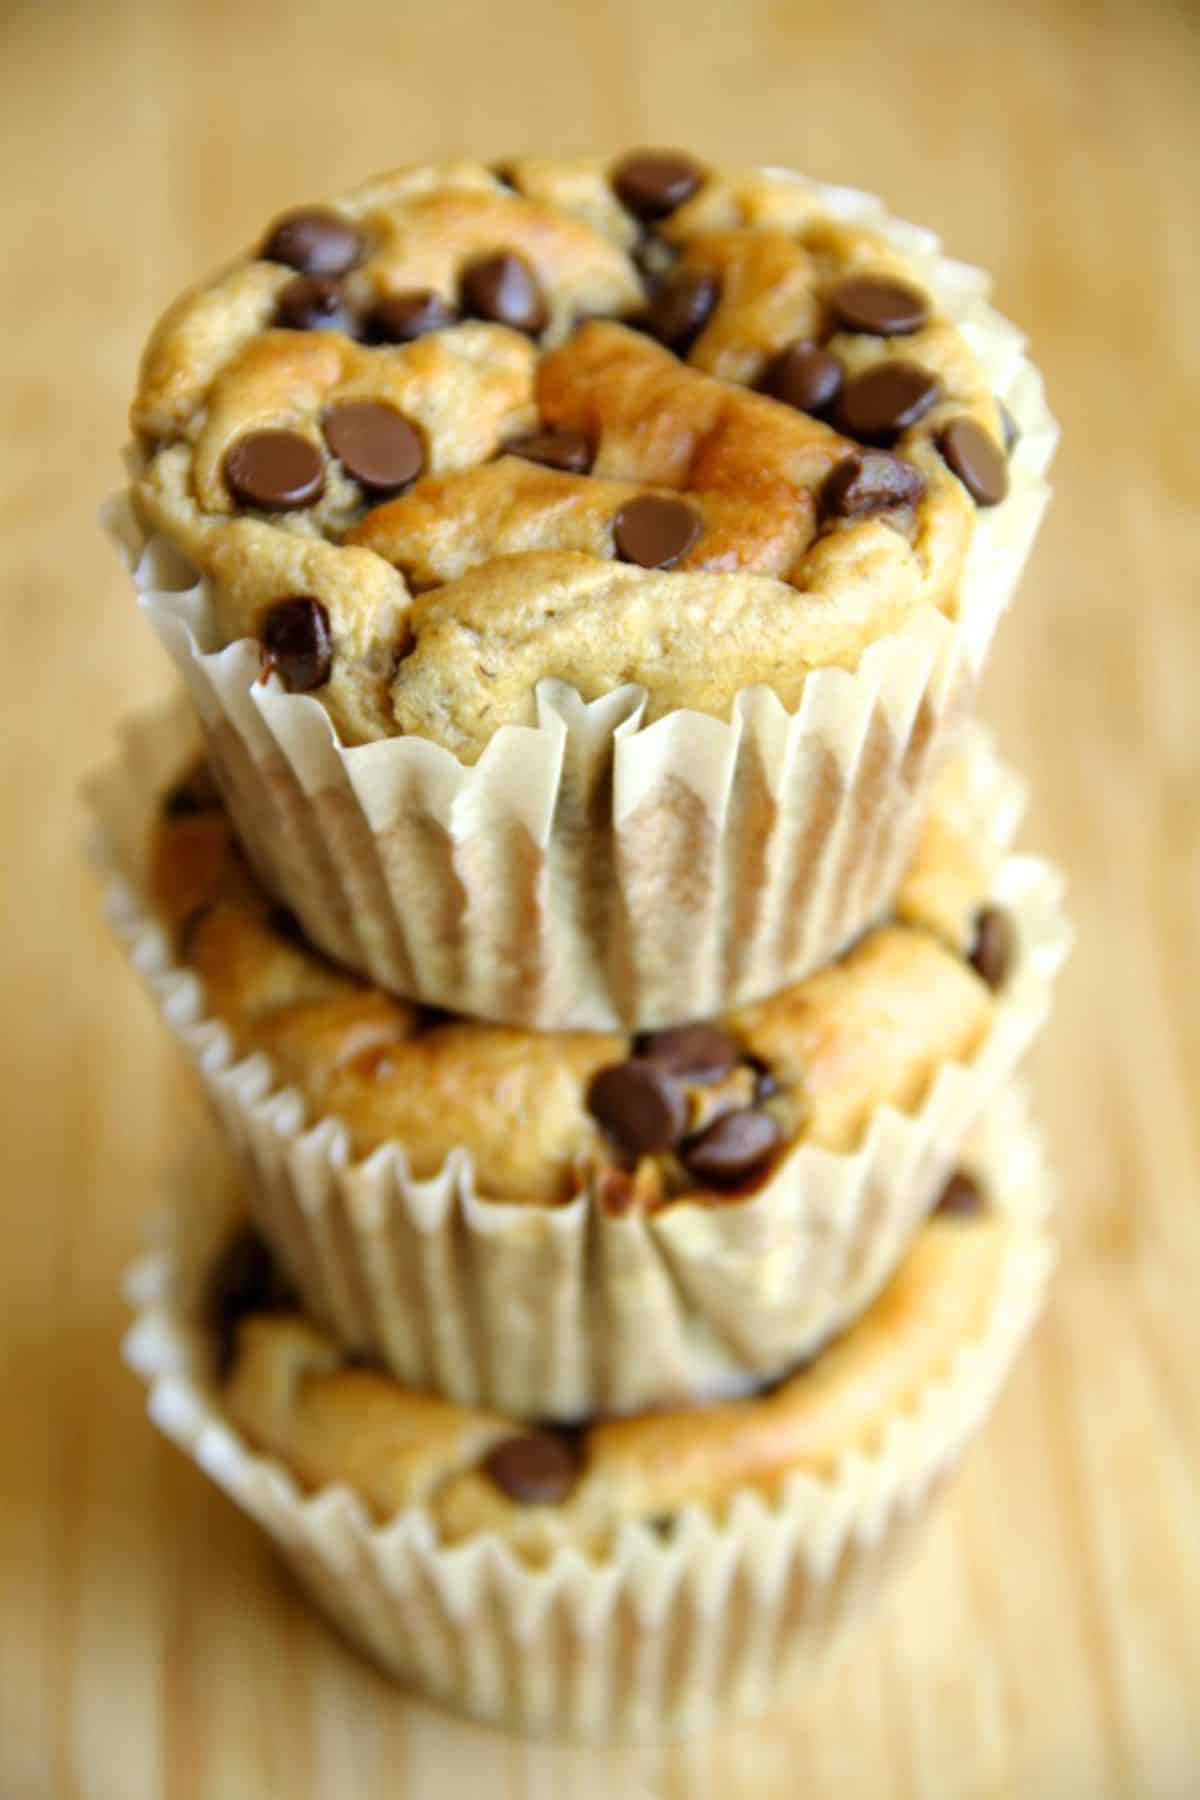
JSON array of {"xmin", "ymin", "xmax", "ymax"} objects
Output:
[
  {"xmin": 93, "ymin": 701, "xmax": 1068, "ymax": 1417},
  {"xmin": 111, "ymin": 151, "xmax": 1055, "ymax": 1029},
  {"xmin": 123, "ymin": 1086, "xmax": 1054, "ymax": 1741}
]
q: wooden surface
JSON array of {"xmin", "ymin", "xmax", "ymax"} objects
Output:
[{"xmin": 2, "ymin": 0, "xmax": 1198, "ymax": 1793}]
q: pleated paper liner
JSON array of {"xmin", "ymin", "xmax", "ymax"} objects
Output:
[
  {"xmin": 105, "ymin": 172, "xmax": 1056, "ymax": 1034},
  {"xmin": 91, "ymin": 704, "xmax": 1069, "ymax": 1420},
  {"xmin": 123, "ymin": 1086, "xmax": 1054, "ymax": 1744}
]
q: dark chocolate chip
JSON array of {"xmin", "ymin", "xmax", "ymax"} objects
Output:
[
  {"xmin": 587, "ymin": 1060, "xmax": 689, "ymax": 1156},
  {"xmin": 613, "ymin": 494, "xmax": 701, "ymax": 568},
  {"xmin": 273, "ymin": 274, "xmax": 358, "ymax": 336},
  {"xmin": 760, "ymin": 341, "xmax": 843, "ymax": 416},
  {"xmin": 998, "ymin": 400, "xmax": 1020, "ymax": 454},
  {"xmin": 934, "ymin": 1169, "xmax": 986, "ymax": 1217},
  {"xmin": 261, "ymin": 208, "xmax": 365, "ymax": 276},
  {"xmin": 682, "ymin": 1108, "xmax": 782, "ymax": 1190},
  {"xmin": 636, "ymin": 1023, "xmax": 740, "ymax": 1084},
  {"xmin": 834, "ymin": 360, "xmax": 941, "ymax": 444},
  {"xmin": 641, "ymin": 268, "xmax": 720, "ymax": 352},
  {"xmin": 265, "ymin": 904, "xmax": 307, "ymax": 947},
  {"xmin": 324, "ymin": 401, "xmax": 424, "ymax": 494},
  {"xmin": 413, "ymin": 1004, "xmax": 454, "ymax": 1033},
  {"xmin": 483, "ymin": 1432, "xmax": 581, "ymax": 1504},
  {"xmin": 504, "ymin": 427, "xmax": 594, "ymax": 474},
  {"xmin": 461, "ymin": 251, "xmax": 549, "ymax": 335},
  {"xmin": 164, "ymin": 766, "xmax": 219, "ymax": 818},
  {"xmin": 164, "ymin": 787, "xmax": 206, "ymax": 820},
  {"xmin": 207, "ymin": 1227, "xmax": 296, "ymax": 1380},
  {"xmin": 821, "ymin": 450, "xmax": 925, "ymax": 520},
  {"xmin": 938, "ymin": 416, "xmax": 1010, "ymax": 507},
  {"xmin": 968, "ymin": 905, "xmax": 1015, "ymax": 989},
  {"xmin": 490, "ymin": 161, "xmax": 520, "ymax": 192},
  {"xmin": 826, "ymin": 274, "xmax": 929, "ymax": 337},
  {"xmin": 366, "ymin": 289, "xmax": 459, "ymax": 343},
  {"xmin": 224, "ymin": 430, "xmax": 325, "ymax": 512},
  {"xmin": 259, "ymin": 596, "xmax": 333, "ymax": 692},
  {"xmin": 612, "ymin": 150, "xmax": 705, "ymax": 221}
]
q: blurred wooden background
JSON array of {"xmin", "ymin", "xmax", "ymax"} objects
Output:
[{"xmin": 2, "ymin": 0, "xmax": 1198, "ymax": 1794}]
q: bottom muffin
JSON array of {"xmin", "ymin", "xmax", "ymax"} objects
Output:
[{"xmin": 124, "ymin": 1087, "xmax": 1052, "ymax": 1742}]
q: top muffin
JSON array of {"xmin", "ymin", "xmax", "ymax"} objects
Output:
[{"xmin": 131, "ymin": 152, "xmax": 1014, "ymax": 760}]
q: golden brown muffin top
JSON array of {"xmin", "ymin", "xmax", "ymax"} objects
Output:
[
  {"xmin": 131, "ymin": 154, "xmax": 1014, "ymax": 758},
  {"xmin": 212, "ymin": 1165, "xmax": 1008, "ymax": 1561},
  {"xmin": 151, "ymin": 754, "xmax": 1014, "ymax": 1208}
]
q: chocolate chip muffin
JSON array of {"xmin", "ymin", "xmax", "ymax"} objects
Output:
[
  {"xmin": 100, "ymin": 717, "xmax": 1068, "ymax": 1420},
  {"xmin": 151, "ymin": 752, "xmax": 1009, "ymax": 1212},
  {"xmin": 131, "ymin": 152, "xmax": 1017, "ymax": 757},
  {"xmin": 116, "ymin": 154, "xmax": 1053, "ymax": 1033},
  {"xmin": 122, "ymin": 1087, "xmax": 1053, "ymax": 1738},
  {"xmin": 214, "ymin": 1169, "xmax": 1014, "ymax": 1560}
]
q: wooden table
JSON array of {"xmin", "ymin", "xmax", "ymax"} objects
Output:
[{"xmin": 3, "ymin": 0, "xmax": 1198, "ymax": 1792}]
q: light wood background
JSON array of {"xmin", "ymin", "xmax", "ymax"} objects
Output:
[{"xmin": 2, "ymin": 0, "xmax": 1198, "ymax": 1794}]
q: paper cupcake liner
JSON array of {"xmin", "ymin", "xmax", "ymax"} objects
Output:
[
  {"xmin": 123, "ymin": 1085, "xmax": 1054, "ymax": 1743},
  {"xmin": 90, "ymin": 706, "xmax": 1069, "ymax": 1421},
  {"xmin": 106, "ymin": 173, "xmax": 1056, "ymax": 1033}
]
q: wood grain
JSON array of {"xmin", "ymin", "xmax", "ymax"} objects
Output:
[{"xmin": 2, "ymin": 0, "xmax": 1198, "ymax": 1793}]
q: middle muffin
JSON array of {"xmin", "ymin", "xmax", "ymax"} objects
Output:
[{"xmin": 99, "ymin": 716, "xmax": 1067, "ymax": 1418}]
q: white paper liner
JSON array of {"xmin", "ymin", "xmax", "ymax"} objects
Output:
[
  {"xmin": 123, "ymin": 1086, "xmax": 1054, "ymax": 1743},
  {"xmin": 106, "ymin": 171, "xmax": 1056, "ymax": 1033},
  {"xmin": 90, "ymin": 705, "xmax": 1069, "ymax": 1420}
]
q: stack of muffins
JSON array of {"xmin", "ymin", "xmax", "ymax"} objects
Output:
[{"xmin": 95, "ymin": 150, "xmax": 1067, "ymax": 1740}]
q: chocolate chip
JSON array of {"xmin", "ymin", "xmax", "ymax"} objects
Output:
[
  {"xmin": 164, "ymin": 765, "xmax": 219, "ymax": 818},
  {"xmin": 164, "ymin": 786, "xmax": 206, "ymax": 820},
  {"xmin": 834, "ymin": 361, "xmax": 941, "ymax": 444},
  {"xmin": 636, "ymin": 1023, "xmax": 740, "ymax": 1084},
  {"xmin": 224, "ymin": 430, "xmax": 325, "ymax": 512},
  {"xmin": 259, "ymin": 597, "xmax": 333, "ymax": 692},
  {"xmin": 587, "ymin": 1060, "xmax": 688, "ymax": 1156},
  {"xmin": 682, "ymin": 1108, "xmax": 782, "ymax": 1190},
  {"xmin": 207, "ymin": 1227, "xmax": 296, "ymax": 1380},
  {"xmin": 324, "ymin": 401, "xmax": 424, "ymax": 495},
  {"xmin": 366, "ymin": 289, "xmax": 459, "ymax": 343},
  {"xmin": 612, "ymin": 150, "xmax": 705, "ymax": 221},
  {"xmin": 760, "ymin": 341, "xmax": 843, "ymax": 416},
  {"xmin": 821, "ymin": 450, "xmax": 925, "ymax": 520},
  {"xmin": 274, "ymin": 274, "xmax": 357, "ymax": 336},
  {"xmin": 483, "ymin": 1432, "xmax": 581, "ymax": 1504},
  {"xmin": 938, "ymin": 416, "xmax": 1010, "ymax": 507},
  {"xmin": 504, "ymin": 427, "xmax": 594, "ymax": 474},
  {"xmin": 265, "ymin": 904, "xmax": 307, "ymax": 946},
  {"xmin": 998, "ymin": 400, "xmax": 1020, "ymax": 454},
  {"xmin": 934, "ymin": 1169, "xmax": 986, "ymax": 1217},
  {"xmin": 826, "ymin": 274, "xmax": 929, "ymax": 337},
  {"xmin": 613, "ymin": 494, "xmax": 701, "ymax": 568},
  {"xmin": 968, "ymin": 905, "xmax": 1015, "ymax": 989},
  {"xmin": 261, "ymin": 208, "xmax": 365, "ymax": 276},
  {"xmin": 641, "ymin": 269, "xmax": 720, "ymax": 352},
  {"xmin": 461, "ymin": 252, "xmax": 548, "ymax": 335}
]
